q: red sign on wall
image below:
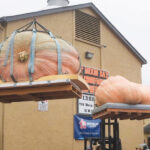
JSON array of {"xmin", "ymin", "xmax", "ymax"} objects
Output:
[{"xmin": 80, "ymin": 66, "xmax": 109, "ymax": 94}]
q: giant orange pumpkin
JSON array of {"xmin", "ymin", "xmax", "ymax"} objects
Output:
[
  {"xmin": 95, "ymin": 76, "xmax": 150, "ymax": 106},
  {"xmin": 0, "ymin": 31, "xmax": 81, "ymax": 82}
]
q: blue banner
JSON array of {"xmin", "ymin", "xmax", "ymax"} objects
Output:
[{"xmin": 74, "ymin": 115, "xmax": 101, "ymax": 140}]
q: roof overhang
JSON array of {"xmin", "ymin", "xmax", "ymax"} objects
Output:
[{"xmin": 0, "ymin": 2, "xmax": 147, "ymax": 65}]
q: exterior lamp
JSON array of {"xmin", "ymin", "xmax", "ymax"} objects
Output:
[{"xmin": 85, "ymin": 51, "xmax": 94, "ymax": 59}]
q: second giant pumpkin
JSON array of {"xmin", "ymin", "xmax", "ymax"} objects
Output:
[{"xmin": 95, "ymin": 76, "xmax": 150, "ymax": 106}]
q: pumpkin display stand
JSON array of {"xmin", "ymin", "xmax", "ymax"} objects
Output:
[
  {"xmin": 0, "ymin": 74, "xmax": 89, "ymax": 103},
  {"xmin": 0, "ymin": 19, "xmax": 89, "ymax": 102},
  {"xmin": 88, "ymin": 104, "xmax": 150, "ymax": 150},
  {"xmin": 93, "ymin": 103, "xmax": 150, "ymax": 120},
  {"xmin": 85, "ymin": 77, "xmax": 150, "ymax": 150}
]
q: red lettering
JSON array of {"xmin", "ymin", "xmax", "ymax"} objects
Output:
[{"xmin": 100, "ymin": 71, "xmax": 106, "ymax": 78}]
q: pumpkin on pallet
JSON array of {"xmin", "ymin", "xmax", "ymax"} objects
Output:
[
  {"xmin": 95, "ymin": 75, "xmax": 150, "ymax": 106},
  {"xmin": 0, "ymin": 19, "xmax": 81, "ymax": 83}
]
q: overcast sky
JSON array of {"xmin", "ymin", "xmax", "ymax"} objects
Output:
[{"xmin": 0, "ymin": 0, "xmax": 150, "ymax": 85}]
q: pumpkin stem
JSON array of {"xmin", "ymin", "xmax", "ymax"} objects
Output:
[{"xmin": 18, "ymin": 51, "xmax": 28, "ymax": 62}]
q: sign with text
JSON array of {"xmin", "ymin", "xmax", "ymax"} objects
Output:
[
  {"xmin": 74, "ymin": 115, "xmax": 101, "ymax": 140},
  {"xmin": 38, "ymin": 100, "xmax": 48, "ymax": 112},
  {"xmin": 80, "ymin": 66, "xmax": 109, "ymax": 94},
  {"xmin": 78, "ymin": 93, "xmax": 95, "ymax": 115},
  {"xmin": 78, "ymin": 66, "xmax": 109, "ymax": 115}
]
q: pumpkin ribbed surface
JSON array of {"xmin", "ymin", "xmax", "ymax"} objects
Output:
[
  {"xmin": 0, "ymin": 31, "xmax": 81, "ymax": 82},
  {"xmin": 95, "ymin": 76, "xmax": 150, "ymax": 106}
]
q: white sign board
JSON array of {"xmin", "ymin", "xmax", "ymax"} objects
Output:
[
  {"xmin": 78, "ymin": 94, "xmax": 95, "ymax": 115},
  {"xmin": 38, "ymin": 100, "xmax": 48, "ymax": 112}
]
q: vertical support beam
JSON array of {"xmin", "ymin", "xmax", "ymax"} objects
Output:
[
  {"xmin": 108, "ymin": 118, "xmax": 112, "ymax": 150},
  {"xmin": 101, "ymin": 119, "xmax": 106, "ymax": 150},
  {"xmin": 113, "ymin": 119, "xmax": 118, "ymax": 150},
  {"xmin": 84, "ymin": 138, "xmax": 87, "ymax": 150},
  {"xmin": 113, "ymin": 119, "xmax": 120, "ymax": 150},
  {"xmin": 116, "ymin": 120, "xmax": 121, "ymax": 150},
  {"xmin": 90, "ymin": 139, "xmax": 93, "ymax": 150}
]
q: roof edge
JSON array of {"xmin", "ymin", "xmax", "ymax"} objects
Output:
[
  {"xmin": 89, "ymin": 4, "xmax": 147, "ymax": 65},
  {"xmin": 0, "ymin": 2, "xmax": 147, "ymax": 64},
  {"xmin": 0, "ymin": 3, "xmax": 93, "ymax": 22}
]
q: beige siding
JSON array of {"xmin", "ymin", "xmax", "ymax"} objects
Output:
[
  {"xmin": 74, "ymin": 40, "xmax": 101, "ymax": 68},
  {"xmin": 80, "ymin": 8, "xmax": 99, "ymax": 18},
  {"xmin": 73, "ymin": 9, "xmax": 101, "ymax": 150},
  {"xmin": 3, "ymin": 11, "xmax": 76, "ymax": 150},
  {"xmin": 0, "ymin": 26, "xmax": 4, "ymax": 42},
  {"xmin": 101, "ymin": 21, "xmax": 142, "ymax": 82},
  {"xmin": 4, "ymin": 100, "xmax": 75, "ymax": 150},
  {"xmin": 0, "ymin": 104, "xmax": 4, "ymax": 150},
  {"xmin": 0, "ymin": 7, "xmax": 145, "ymax": 150},
  {"xmin": 101, "ymin": 21, "xmax": 144, "ymax": 150},
  {"xmin": 6, "ymin": 11, "xmax": 73, "ymax": 43},
  {"xmin": 0, "ymin": 25, "xmax": 5, "ymax": 150}
]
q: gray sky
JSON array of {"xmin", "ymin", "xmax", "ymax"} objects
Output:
[{"xmin": 0, "ymin": 0, "xmax": 150, "ymax": 85}]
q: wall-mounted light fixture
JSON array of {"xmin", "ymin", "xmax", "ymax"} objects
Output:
[
  {"xmin": 100, "ymin": 45, "xmax": 107, "ymax": 48},
  {"xmin": 85, "ymin": 51, "xmax": 94, "ymax": 59}
]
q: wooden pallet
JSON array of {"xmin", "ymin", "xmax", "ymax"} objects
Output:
[
  {"xmin": 92, "ymin": 103, "xmax": 150, "ymax": 120},
  {"xmin": 0, "ymin": 75, "xmax": 89, "ymax": 103}
]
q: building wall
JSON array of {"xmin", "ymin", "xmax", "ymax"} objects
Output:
[
  {"xmin": 72, "ymin": 8, "xmax": 102, "ymax": 150},
  {"xmin": 101, "ymin": 21, "xmax": 144, "ymax": 150},
  {"xmin": 101, "ymin": 21, "xmax": 142, "ymax": 82},
  {"xmin": 0, "ymin": 24, "xmax": 5, "ymax": 150},
  {"xmin": 0, "ymin": 7, "xmax": 144, "ymax": 150},
  {"xmin": 0, "ymin": 25, "xmax": 5, "ymax": 42},
  {"xmin": 0, "ymin": 103, "xmax": 4, "ymax": 150},
  {"xmin": 4, "ymin": 100, "xmax": 76, "ymax": 150},
  {"xmin": 3, "ymin": 11, "xmax": 77, "ymax": 150},
  {"xmin": 0, "ymin": 26, "xmax": 3, "ymax": 42}
]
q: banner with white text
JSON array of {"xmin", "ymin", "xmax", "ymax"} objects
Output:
[{"xmin": 74, "ymin": 115, "xmax": 101, "ymax": 140}]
